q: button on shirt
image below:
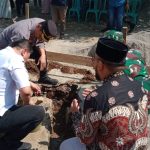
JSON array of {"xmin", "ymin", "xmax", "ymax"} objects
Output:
[{"xmin": 0, "ymin": 46, "xmax": 30, "ymax": 116}]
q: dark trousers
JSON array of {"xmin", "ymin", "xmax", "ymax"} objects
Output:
[
  {"xmin": 108, "ymin": 4, "xmax": 125, "ymax": 31},
  {"xmin": 9, "ymin": 0, "xmax": 15, "ymax": 9},
  {"xmin": 0, "ymin": 105, "xmax": 45, "ymax": 142},
  {"xmin": 16, "ymin": 0, "xmax": 25, "ymax": 16},
  {"xmin": 51, "ymin": 5, "xmax": 68, "ymax": 35},
  {"xmin": 34, "ymin": 0, "xmax": 41, "ymax": 7},
  {"xmin": 30, "ymin": 46, "xmax": 48, "ymax": 78}
]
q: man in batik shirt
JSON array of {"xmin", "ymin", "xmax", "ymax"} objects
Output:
[
  {"xmin": 60, "ymin": 38, "xmax": 149, "ymax": 150},
  {"xmin": 104, "ymin": 30, "xmax": 150, "ymax": 94},
  {"xmin": 89, "ymin": 30, "xmax": 150, "ymax": 109},
  {"xmin": 105, "ymin": 30, "xmax": 150, "ymax": 110}
]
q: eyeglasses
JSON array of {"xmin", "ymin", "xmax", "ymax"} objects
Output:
[{"xmin": 41, "ymin": 30, "xmax": 51, "ymax": 42}]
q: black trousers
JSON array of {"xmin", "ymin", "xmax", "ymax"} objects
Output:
[
  {"xmin": 30, "ymin": 46, "xmax": 48, "ymax": 78},
  {"xmin": 0, "ymin": 105, "xmax": 45, "ymax": 142},
  {"xmin": 16, "ymin": 0, "xmax": 25, "ymax": 16},
  {"xmin": 9, "ymin": 0, "xmax": 15, "ymax": 9}
]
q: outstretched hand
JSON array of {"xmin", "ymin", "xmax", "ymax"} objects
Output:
[
  {"xmin": 37, "ymin": 55, "xmax": 46, "ymax": 71},
  {"xmin": 30, "ymin": 82, "xmax": 41, "ymax": 96},
  {"xmin": 70, "ymin": 99, "xmax": 80, "ymax": 113}
]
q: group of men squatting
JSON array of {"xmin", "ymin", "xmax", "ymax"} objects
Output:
[{"xmin": 0, "ymin": 18, "xmax": 150, "ymax": 149}]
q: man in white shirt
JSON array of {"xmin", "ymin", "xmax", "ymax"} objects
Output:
[{"xmin": 0, "ymin": 39, "xmax": 45, "ymax": 150}]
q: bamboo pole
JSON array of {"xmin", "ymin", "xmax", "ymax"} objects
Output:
[
  {"xmin": 25, "ymin": 0, "xmax": 29, "ymax": 19},
  {"xmin": 122, "ymin": 26, "xmax": 128, "ymax": 44}
]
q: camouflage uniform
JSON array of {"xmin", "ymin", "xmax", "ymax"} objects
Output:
[{"xmin": 104, "ymin": 30, "xmax": 150, "ymax": 110}]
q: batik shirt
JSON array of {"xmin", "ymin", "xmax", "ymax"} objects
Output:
[{"xmin": 72, "ymin": 72, "xmax": 148, "ymax": 150}]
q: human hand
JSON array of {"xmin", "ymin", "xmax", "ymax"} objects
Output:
[
  {"xmin": 29, "ymin": 100, "xmax": 35, "ymax": 105},
  {"xmin": 37, "ymin": 54, "xmax": 46, "ymax": 71},
  {"xmin": 30, "ymin": 82, "xmax": 41, "ymax": 96},
  {"xmin": 82, "ymin": 88, "xmax": 93, "ymax": 98},
  {"xmin": 70, "ymin": 99, "xmax": 80, "ymax": 113}
]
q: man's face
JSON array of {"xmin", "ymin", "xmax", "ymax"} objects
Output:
[
  {"xmin": 34, "ymin": 24, "xmax": 43, "ymax": 40},
  {"xmin": 21, "ymin": 49, "xmax": 31, "ymax": 62},
  {"xmin": 34, "ymin": 24, "xmax": 51, "ymax": 42}
]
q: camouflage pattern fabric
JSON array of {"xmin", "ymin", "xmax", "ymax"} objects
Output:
[
  {"xmin": 124, "ymin": 49, "xmax": 150, "ymax": 92},
  {"xmin": 124, "ymin": 49, "xmax": 150, "ymax": 111},
  {"xmin": 104, "ymin": 30, "xmax": 150, "ymax": 111},
  {"xmin": 104, "ymin": 30, "xmax": 124, "ymax": 42}
]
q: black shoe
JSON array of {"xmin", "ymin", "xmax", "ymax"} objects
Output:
[
  {"xmin": 101, "ymin": 27, "xmax": 109, "ymax": 32},
  {"xmin": 128, "ymin": 23, "xmax": 135, "ymax": 33},
  {"xmin": 0, "ymin": 141, "xmax": 32, "ymax": 150},
  {"xmin": 38, "ymin": 76, "xmax": 58, "ymax": 85},
  {"xmin": 59, "ymin": 33, "xmax": 65, "ymax": 39},
  {"xmin": 18, "ymin": 142, "xmax": 31, "ymax": 150},
  {"xmin": 15, "ymin": 142, "xmax": 32, "ymax": 150}
]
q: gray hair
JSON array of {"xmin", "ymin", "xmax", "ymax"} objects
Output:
[{"xmin": 11, "ymin": 39, "xmax": 33, "ymax": 53}]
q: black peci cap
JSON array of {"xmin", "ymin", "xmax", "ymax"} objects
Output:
[
  {"xmin": 40, "ymin": 20, "xmax": 57, "ymax": 42},
  {"xmin": 96, "ymin": 38, "xmax": 129, "ymax": 66}
]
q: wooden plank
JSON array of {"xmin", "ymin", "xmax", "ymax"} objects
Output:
[
  {"xmin": 123, "ymin": 26, "xmax": 128, "ymax": 44},
  {"xmin": 25, "ymin": 3, "xmax": 29, "ymax": 19},
  {"xmin": 46, "ymin": 51, "xmax": 93, "ymax": 66}
]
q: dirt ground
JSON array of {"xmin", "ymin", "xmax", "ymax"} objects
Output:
[{"xmin": 1, "ymin": 2, "xmax": 150, "ymax": 60}]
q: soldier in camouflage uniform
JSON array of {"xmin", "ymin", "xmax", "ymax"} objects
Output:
[
  {"xmin": 89, "ymin": 29, "xmax": 150, "ymax": 110},
  {"xmin": 104, "ymin": 30, "xmax": 150, "ymax": 99}
]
